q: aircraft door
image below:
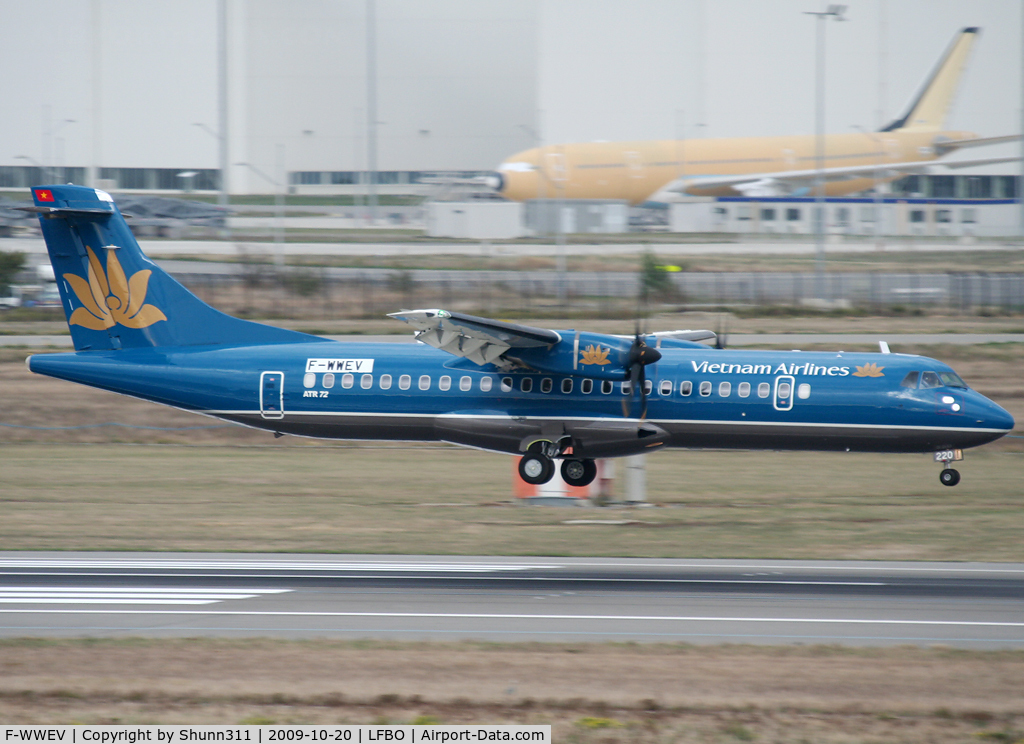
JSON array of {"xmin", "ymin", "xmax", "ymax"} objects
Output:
[
  {"xmin": 773, "ymin": 375, "xmax": 795, "ymax": 411},
  {"xmin": 260, "ymin": 371, "xmax": 285, "ymax": 419}
]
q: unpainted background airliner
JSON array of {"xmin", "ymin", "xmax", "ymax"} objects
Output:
[
  {"xmin": 489, "ymin": 28, "xmax": 1019, "ymax": 203},
  {"xmin": 21, "ymin": 184, "xmax": 1014, "ymax": 488}
]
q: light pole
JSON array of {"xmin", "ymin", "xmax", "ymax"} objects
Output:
[
  {"xmin": 804, "ymin": 3, "xmax": 846, "ymax": 299},
  {"xmin": 236, "ymin": 159, "xmax": 285, "ymax": 265},
  {"xmin": 194, "ymin": 121, "xmax": 231, "ymax": 238},
  {"xmin": 366, "ymin": 0, "xmax": 378, "ymax": 225}
]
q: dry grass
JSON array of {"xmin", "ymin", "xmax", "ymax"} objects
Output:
[
  {"xmin": 1, "ymin": 638, "xmax": 1022, "ymax": 740},
  {"xmin": 0, "ymin": 441, "xmax": 1022, "ymax": 558}
]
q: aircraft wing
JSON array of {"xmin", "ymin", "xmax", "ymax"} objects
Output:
[
  {"xmin": 658, "ymin": 153, "xmax": 1022, "ymax": 199},
  {"xmin": 388, "ymin": 309, "xmax": 561, "ymax": 366}
]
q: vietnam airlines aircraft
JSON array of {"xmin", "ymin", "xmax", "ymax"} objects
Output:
[
  {"xmin": 22, "ymin": 185, "xmax": 1014, "ymax": 488},
  {"xmin": 490, "ymin": 27, "xmax": 1019, "ymax": 203}
]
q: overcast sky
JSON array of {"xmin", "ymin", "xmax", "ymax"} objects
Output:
[{"xmin": 1, "ymin": 0, "xmax": 1020, "ymax": 173}]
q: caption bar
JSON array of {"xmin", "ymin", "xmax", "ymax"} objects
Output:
[{"xmin": 1, "ymin": 728, "xmax": 550, "ymax": 744}]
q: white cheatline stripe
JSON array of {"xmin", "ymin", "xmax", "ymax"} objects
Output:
[
  {"xmin": 0, "ymin": 609, "xmax": 1021, "ymax": 628},
  {"xmin": 0, "ymin": 587, "xmax": 291, "ymax": 605},
  {"xmin": 204, "ymin": 409, "xmax": 1012, "ymax": 434},
  {"xmin": 0, "ymin": 559, "xmax": 556, "ymax": 572}
]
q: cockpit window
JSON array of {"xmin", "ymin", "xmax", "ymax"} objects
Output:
[
  {"xmin": 900, "ymin": 371, "xmax": 919, "ymax": 388},
  {"xmin": 919, "ymin": 371, "xmax": 941, "ymax": 389},
  {"xmin": 939, "ymin": 371, "xmax": 967, "ymax": 389}
]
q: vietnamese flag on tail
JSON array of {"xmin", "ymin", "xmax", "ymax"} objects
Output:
[{"xmin": 35, "ymin": 189, "xmax": 54, "ymax": 202}]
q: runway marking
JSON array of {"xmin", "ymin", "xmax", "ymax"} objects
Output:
[
  {"xmin": 0, "ymin": 587, "xmax": 290, "ymax": 605},
  {"xmin": 1, "ymin": 609, "xmax": 1022, "ymax": 627}
]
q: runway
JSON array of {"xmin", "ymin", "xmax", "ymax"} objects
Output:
[{"xmin": 1, "ymin": 553, "xmax": 1022, "ymax": 647}]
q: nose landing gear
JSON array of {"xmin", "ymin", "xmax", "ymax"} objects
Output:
[{"xmin": 934, "ymin": 449, "xmax": 963, "ymax": 487}]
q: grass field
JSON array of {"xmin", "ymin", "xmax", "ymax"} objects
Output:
[
  {"xmin": 1, "ymin": 638, "xmax": 1023, "ymax": 740},
  {"xmin": 1, "ymin": 442, "xmax": 1022, "ymax": 558}
]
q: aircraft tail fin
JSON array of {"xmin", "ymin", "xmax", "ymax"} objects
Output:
[
  {"xmin": 881, "ymin": 27, "xmax": 979, "ymax": 133},
  {"xmin": 27, "ymin": 184, "xmax": 316, "ymax": 351}
]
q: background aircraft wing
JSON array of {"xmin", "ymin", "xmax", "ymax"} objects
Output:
[
  {"xmin": 660, "ymin": 154, "xmax": 1022, "ymax": 198},
  {"xmin": 389, "ymin": 309, "xmax": 561, "ymax": 366}
]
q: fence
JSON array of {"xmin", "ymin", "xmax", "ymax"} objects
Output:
[{"xmin": 175, "ymin": 268, "xmax": 1024, "ymax": 320}]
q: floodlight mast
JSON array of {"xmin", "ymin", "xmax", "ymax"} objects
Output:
[{"xmin": 804, "ymin": 3, "xmax": 847, "ymax": 300}]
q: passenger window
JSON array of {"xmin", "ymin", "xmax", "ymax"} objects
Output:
[
  {"xmin": 521, "ymin": 378, "xmax": 533, "ymax": 393},
  {"xmin": 540, "ymin": 378, "xmax": 553, "ymax": 393},
  {"xmin": 419, "ymin": 375, "xmax": 431, "ymax": 391},
  {"xmin": 361, "ymin": 374, "xmax": 373, "ymax": 389},
  {"xmin": 380, "ymin": 374, "xmax": 392, "ymax": 390},
  {"xmin": 399, "ymin": 374, "xmax": 411, "ymax": 390},
  {"xmin": 303, "ymin": 373, "xmax": 315, "ymax": 388},
  {"xmin": 439, "ymin": 376, "xmax": 451, "ymax": 391},
  {"xmin": 797, "ymin": 383, "xmax": 811, "ymax": 399},
  {"xmin": 680, "ymin": 381, "xmax": 692, "ymax": 396},
  {"xmin": 582, "ymin": 379, "xmax": 593, "ymax": 394},
  {"xmin": 459, "ymin": 376, "xmax": 472, "ymax": 391},
  {"xmin": 660, "ymin": 380, "xmax": 672, "ymax": 396},
  {"xmin": 621, "ymin": 381, "xmax": 632, "ymax": 395},
  {"xmin": 778, "ymin": 382, "xmax": 792, "ymax": 398},
  {"xmin": 920, "ymin": 371, "xmax": 941, "ymax": 389},
  {"xmin": 481, "ymin": 377, "xmax": 493, "ymax": 392},
  {"xmin": 757, "ymin": 382, "xmax": 770, "ymax": 398},
  {"xmin": 644, "ymin": 380, "xmax": 653, "ymax": 395},
  {"xmin": 500, "ymin": 377, "xmax": 512, "ymax": 392},
  {"xmin": 561, "ymin": 378, "xmax": 573, "ymax": 394},
  {"xmin": 719, "ymin": 381, "xmax": 731, "ymax": 397},
  {"xmin": 323, "ymin": 372, "xmax": 335, "ymax": 389},
  {"xmin": 699, "ymin": 381, "xmax": 712, "ymax": 397},
  {"xmin": 738, "ymin": 382, "xmax": 750, "ymax": 398},
  {"xmin": 342, "ymin": 373, "xmax": 354, "ymax": 389},
  {"xmin": 601, "ymin": 380, "xmax": 613, "ymax": 394},
  {"xmin": 901, "ymin": 371, "xmax": 920, "ymax": 388}
]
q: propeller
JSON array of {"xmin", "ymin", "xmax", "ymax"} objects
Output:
[
  {"xmin": 715, "ymin": 314, "xmax": 729, "ymax": 350},
  {"xmin": 621, "ymin": 328, "xmax": 662, "ymax": 419}
]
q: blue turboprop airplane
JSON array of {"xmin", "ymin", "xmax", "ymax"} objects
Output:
[{"xmin": 22, "ymin": 184, "xmax": 1014, "ymax": 487}]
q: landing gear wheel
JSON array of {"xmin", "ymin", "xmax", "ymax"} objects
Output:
[
  {"xmin": 939, "ymin": 468, "xmax": 961, "ymax": 487},
  {"xmin": 561, "ymin": 458, "xmax": 597, "ymax": 488},
  {"xmin": 519, "ymin": 453, "xmax": 555, "ymax": 485}
]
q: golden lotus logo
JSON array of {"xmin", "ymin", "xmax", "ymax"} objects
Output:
[
  {"xmin": 853, "ymin": 362, "xmax": 885, "ymax": 378},
  {"xmin": 64, "ymin": 247, "xmax": 167, "ymax": 330},
  {"xmin": 580, "ymin": 344, "xmax": 611, "ymax": 366}
]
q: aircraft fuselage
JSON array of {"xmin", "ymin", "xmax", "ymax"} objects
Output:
[{"xmin": 29, "ymin": 341, "xmax": 1013, "ymax": 456}]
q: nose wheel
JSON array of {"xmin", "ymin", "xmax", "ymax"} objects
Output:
[{"xmin": 934, "ymin": 449, "xmax": 964, "ymax": 487}]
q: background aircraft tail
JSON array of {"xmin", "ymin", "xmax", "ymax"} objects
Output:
[
  {"xmin": 881, "ymin": 27, "xmax": 979, "ymax": 133},
  {"xmin": 29, "ymin": 184, "xmax": 316, "ymax": 351}
]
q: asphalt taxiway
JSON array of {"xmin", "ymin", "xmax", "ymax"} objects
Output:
[{"xmin": 1, "ymin": 553, "xmax": 1022, "ymax": 647}]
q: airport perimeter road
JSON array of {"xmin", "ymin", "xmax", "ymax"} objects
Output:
[{"xmin": 1, "ymin": 553, "xmax": 1022, "ymax": 647}]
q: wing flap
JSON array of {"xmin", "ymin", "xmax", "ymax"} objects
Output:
[{"xmin": 389, "ymin": 309, "xmax": 560, "ymax": 367}]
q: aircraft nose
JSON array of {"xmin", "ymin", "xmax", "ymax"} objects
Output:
[
  {"xmin": 483, "ymin": 172, "xmax": 505, "ymax": 192},
  {"xmin": 977, "ymin": 396, "xmax": 1015, "ymax": 432}
]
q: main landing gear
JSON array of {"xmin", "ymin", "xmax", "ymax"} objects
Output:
[{"xmin": 518, "ymin": 446, "xmax": 597, "ymax": 488}]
